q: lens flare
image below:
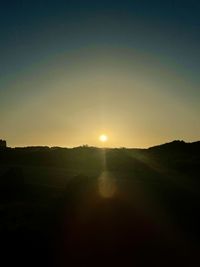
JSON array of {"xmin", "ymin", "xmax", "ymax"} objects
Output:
[{"xmin": 98, "ymin": 171, "xmax": 116, "ymax": 198}]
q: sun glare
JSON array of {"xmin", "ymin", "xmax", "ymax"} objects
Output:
[{"xmin": 99, "ymin": 134, "xmax": 108, "ymax": 142}]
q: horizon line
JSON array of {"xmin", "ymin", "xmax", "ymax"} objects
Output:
[{"xmin": 3, "ymin": 139, "xmax": 200, "ymax": 150}]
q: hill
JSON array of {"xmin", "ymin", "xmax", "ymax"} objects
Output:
[{"xmin": 0, "ymin": 140, "xmax": 200, "ymax": 266}]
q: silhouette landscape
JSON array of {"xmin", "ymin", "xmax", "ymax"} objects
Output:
[
  {"xmin": 1, "ymin": 1, "xmax": 200, "ymax": 266},
  {"xmin": 0, "ymin": 140, "xmax": 200, "ymax": 266}
]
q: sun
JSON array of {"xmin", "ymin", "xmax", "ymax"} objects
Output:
[{"xmin": 99, "ymin": 134, "xmax": 108, "ymax": 142}]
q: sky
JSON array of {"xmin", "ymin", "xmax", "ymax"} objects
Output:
[{"xmin": 0, "ymin": 0, "xmax": 200, "ymax": 148}]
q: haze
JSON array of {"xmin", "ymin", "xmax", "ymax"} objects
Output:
[{"xmin": 1, "ymin": 1, "xmax": 200, "ymax": 147}]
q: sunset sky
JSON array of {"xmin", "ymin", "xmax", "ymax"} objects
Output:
[{"xmin": 1, "ymin": 0, "xmax": 200, "ymax": 148}]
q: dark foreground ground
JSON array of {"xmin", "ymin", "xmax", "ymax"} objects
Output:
[{"xmin": 0, "ymin": 141, "xmax": 200, "ymax": 266}]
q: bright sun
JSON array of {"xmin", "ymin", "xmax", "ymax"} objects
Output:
[{"xmin": 99, "ymin": 134, "xmax": 108, "ymax": 142}]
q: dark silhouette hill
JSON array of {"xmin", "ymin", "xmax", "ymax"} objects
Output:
[
  {"xmin": 0, "ymin": 140, "xmax": 199, "ymax": 266},
  {"xmin": 148, "ymin": 140, "xmax": 200, "ymax": 156}
]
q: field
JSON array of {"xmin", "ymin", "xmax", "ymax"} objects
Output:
[{"xmin": 0, "ymin": 141, "xmax": 200, "ymax": 266}]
